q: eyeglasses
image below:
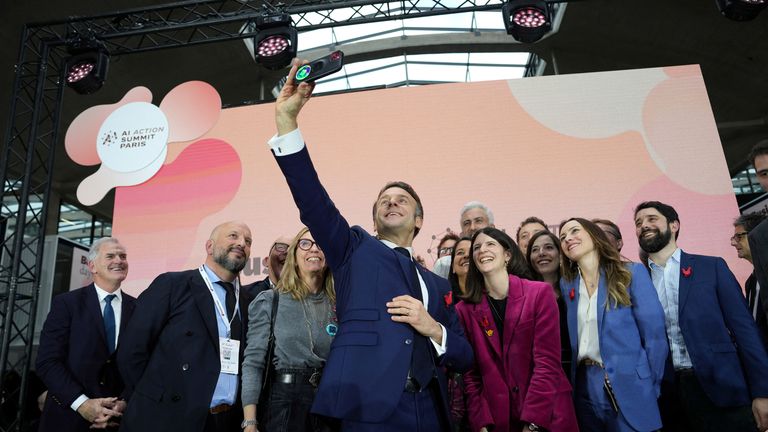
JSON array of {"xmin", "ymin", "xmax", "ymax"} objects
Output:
[
  {"xmin": 438, "ymin": 247, "xmax": 454, "ymax": 257},
  {"xmin": 271, "ymin": 242, "xmax": 289, "ymax": 253},
  {"xmin": 730, "ymin": 232, "xmax": 749, "ymax": 242},
  {"xmin": 297, "ymin": 239, "xmax": 321, "ymax": 251}
]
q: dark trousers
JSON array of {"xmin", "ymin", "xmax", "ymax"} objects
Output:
[
  {"xmin": 203, "ymin": 408, "xmax": 239, "ymax": 432},
  {"xmin": 575, "ymin": 364, "xmax": 643, "ymax": 432},
  {"xmin": 262, "ymin": 374, "xmax": 334, "ymax": 432},
  {"xmin": 340, "ymin": 381, "xmax": 448, "ymax": 432},
  {"xmin": 659, "ymin": 369, "xmax": 756, "ymax": 432}
]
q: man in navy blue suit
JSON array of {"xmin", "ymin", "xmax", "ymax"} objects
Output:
[
  {"xmin": 118, "ymin": 221, "xmax": 252, "ymax": 432},
  {"xmin": 261, "ymin": 59, "xmax": 473, "ymax": 432},
  {"xmin": 36, "ymin": 237, "xmax": 136, "ymax": 431},
  {"xmin": 634, "ymin": 201, "xmax": 768, "ymax": 431}
]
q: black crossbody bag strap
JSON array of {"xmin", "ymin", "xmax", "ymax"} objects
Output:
[{"xmin": 257, "ymin": 290, "xmax": 280, "ymax": 423}]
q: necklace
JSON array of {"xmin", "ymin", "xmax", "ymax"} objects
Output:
[
  {"xmin": 299, "ymin": 292, "xmax": 337, "ymax": 360},
  {"xmin": 487, "ymin": 295, "xmax": 506, "ymax": 324}
]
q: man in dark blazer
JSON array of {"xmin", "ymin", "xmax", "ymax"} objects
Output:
[
  {"xmin": 117, "ymin": 221, "xmax": 253, "ymax": 432},
  {"xmin": 241, "ymin": 234, "xmax": 290, "ymax": 298},
  {"xmin": 36, "ymin": 237, "xmax": 136, "ymax": 431},
  {"xmin": 262, "ymin": 59, "xmax": 473, "ymax": 432},
  {"xmin": 634, "ymin": 201, "xmax": 768, "ymax": 431},
  {"xmin": 731, "ymin": 212, "xmax": 768, "ymax": 348},
  {"xmin": 747, "ymin": 140, "xmax": 768, "ymax": 352}
]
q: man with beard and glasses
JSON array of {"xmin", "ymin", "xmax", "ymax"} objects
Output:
[
  {"xmin": 732, "ymin": 213, "xmax": 768, "ymax": 348},
  {"xmin": 118, "ymin": 221, "xmax": 254, "ymax": 432},
  {"xmin": 242, "ymin": 235, "xmax": 291, "ymax": 297},
  {"xmin": 633, "ymin": 201, "xmax": 768, "ymax": 432}
]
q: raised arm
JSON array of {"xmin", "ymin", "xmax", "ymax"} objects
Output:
[
  {"xmin": 275, "ymin": 59, "xmax": 315, "ymax": 137},
  {"xmin": 269, "ymin": 59, "xmax": 359, "ymax": 271}
]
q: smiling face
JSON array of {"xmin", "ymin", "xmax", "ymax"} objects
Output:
[
  {"xmin": 559, "ymin": 220, "xmax": 595, "ymax": 263},
  {"xmin": 472, "ymin": 233, "xmax": 512, "ymax": 276},
  {"xmin": 373, "ymin": 186, "xmax": 423, "ymax": 239},
  {"xmin": 89, "ymin": 240, "xmax": 129, "ymax": 290},
  {"xmin": 206, "ymin": 221, "xmax": 252, "ymax": 277},
  {"xmin": 460, "ymin": 207, "xmax": 491, "ymax": 237},
  {"xmin": 451, "ymin": 239, "xmax": 472, "ymax": 278},
  {"xmin": 296, "ymin": 232, "xmax": 326, "ymax": 279},
  {"xmin": 634, "ymin": 208, "xmax": 677, "ymax": 254},
  {"xmin": 530, "ymin": 234, "xmax": 559, "ymax": 277}
]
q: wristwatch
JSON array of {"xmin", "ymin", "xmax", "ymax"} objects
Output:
[
  {"xmin": 241, "ymin": 419, "xmax": 258, "ymax": 429},
  {"xmin": 527, "ymin": 423, "xmax": 541, "ymax": 431}
]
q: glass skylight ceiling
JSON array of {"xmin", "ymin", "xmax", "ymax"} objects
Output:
[{"xmin": 289, "ymin": 8, "xmax": 554, "ymax": 94}]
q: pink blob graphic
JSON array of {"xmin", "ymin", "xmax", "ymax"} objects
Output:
[
  {"xmin": 65, "ymin": 87, "xmax": 153, "ymax": 166},
  {"xmin": 663, "ymin": 64, "xmax": 700, "ymax": 79},
  {"xmin": 643, "ymin": 73, "xmax": 731, "ymax": 195},
  {"xmin": 113, "ymin": 138, "xmax": 242, "ymax": 286},
  {"xmin": 159, "ymin": 81, "xmax": 221, "ymax": 143}
]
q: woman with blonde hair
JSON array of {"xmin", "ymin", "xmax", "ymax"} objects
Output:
[
  {"xmin": 241, "ymin": 227, "xmax": 336, "ymax": 432},
  {"xmin": 559, "ymin": 218, "xmax": 667, "ymax": 432}
]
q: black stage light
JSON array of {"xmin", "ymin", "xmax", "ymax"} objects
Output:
[
  {"xmin": 716, "ymin": 0, "xmax": 766, "ymax": 21},
  {"xmin": 502, "ymin": 0, "xmax": 552, "ymax": 43},
  {"xmin": 64, "ymin": 41, "xmax": 110, "ymax": 95},
  {"xmin": 254, "ymin": 14, "xmax": 297, "ymax": 70}
]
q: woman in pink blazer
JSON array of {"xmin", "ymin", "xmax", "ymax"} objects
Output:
[{"xmin": 456, "ymin": 227, "xmax": 578, "ymax": 432}]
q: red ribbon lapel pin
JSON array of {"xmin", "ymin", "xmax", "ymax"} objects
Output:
[{"xmin": 681, "ymin": 266, "xmax": 692, "ymax": 278}]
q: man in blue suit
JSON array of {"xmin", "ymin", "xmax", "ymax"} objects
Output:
[
  {"xmin": 36, "ymin": 237, "xmax": 136, "ymax": 431},
  {"xmin": 634, "ymin": 201, "xmax": 768, "ymax": 431},
  {"xmin": 118, "ymin": 221, "xmax": 252, "ymax": 432},
  {"xmin": 261, "ymin": 59, "xmax": 473, "ymax": 432}
]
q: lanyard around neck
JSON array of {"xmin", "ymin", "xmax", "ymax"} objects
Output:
[{"xmin": 198, "ymin": 266, "xmax": 240, "ymax": 338}]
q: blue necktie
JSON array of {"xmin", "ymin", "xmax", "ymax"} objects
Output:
[
  {"xmin": 394, "ymin": 247, "xmax": 435, "ymax": 388},
  {"xmin": 104, "ymin": 294, "xmax": 116, "ymax": 354}
]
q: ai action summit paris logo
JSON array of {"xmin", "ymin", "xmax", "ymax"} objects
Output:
[{"xmin": 64, "ymin": 81, "xmax": 222, "ymax": 206}]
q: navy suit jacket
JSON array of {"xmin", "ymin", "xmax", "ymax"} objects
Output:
[
  {"xmin": 670, "ymin": 252, "xmax": 768, "ymax": 406},
  {"xmin": 749, "ymin": 220, "xmax": 768, "ymax": 338},
  {"xmin": 746, "ymin": 273, "xmax": 768, "ymax": 348},
  {"xmin": 274, "ymin": 146, "xmax": 473, "ymax": 424},
  {"xmin": 117, "ymin": 269, "xmax": 251, "ymax": 432},
  {"xmin": 560, "ymin": 263, "xmax": 668, "ymax": 431},
  {"xmin": 36, "ymin": 284, "xmax": 136, "ymax": 432}
]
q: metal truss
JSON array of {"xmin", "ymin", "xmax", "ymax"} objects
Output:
[{"xmin": 0, "ymin": 0, "xmax": 523, "ymax": 429}]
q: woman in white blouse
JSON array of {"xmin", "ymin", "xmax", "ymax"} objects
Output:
[{"xmin": 558, "ymin": 218, "xmax": 668, "ymax": 432}]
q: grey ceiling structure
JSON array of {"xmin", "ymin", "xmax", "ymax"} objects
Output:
[{"xmin": 0, "ymin": 0, "xmax": 767, "ymax": 430}]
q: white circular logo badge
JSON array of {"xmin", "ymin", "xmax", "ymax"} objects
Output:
[{"xmin": 97, "ymin": 102, "xmax": 169, "ymax": 173}]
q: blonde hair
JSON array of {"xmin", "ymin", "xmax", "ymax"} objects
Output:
[{"xmin": 277, "ymin": 227, "xmax": 335, "ymax": 303}]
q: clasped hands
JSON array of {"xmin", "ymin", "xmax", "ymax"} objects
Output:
[
  {"xmin": 77, "ymin": 397, "xmax": 126, "ymax": 429},
  {"xmin": 387, "ymin": 295, "xmax": 443, "ymax": 344}
]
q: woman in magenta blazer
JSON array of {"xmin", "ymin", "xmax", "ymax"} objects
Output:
[{"xmin": 456, "ymin": 227, "xmax": 578, "ymax": 432}]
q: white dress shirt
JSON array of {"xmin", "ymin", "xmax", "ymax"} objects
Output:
[
  {"xmin": 577, "ymin": 277, "xmax": 603, "ymax": 364},
  {"xmin": 648, "ymin": 248, "xmax": 693, "ymax": 369}
]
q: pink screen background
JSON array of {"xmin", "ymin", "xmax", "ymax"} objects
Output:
[{"xmin": 112, "ymin": 64, "xmax": 750, "ymax": 296}]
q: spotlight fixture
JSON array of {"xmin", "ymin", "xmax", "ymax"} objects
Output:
[
  {"xmin": 502, "ymin": 0, "xmax": 552, "ymax": 43},
  {"xmin": 715, "ymin": 0, "xmax": 766, "ymax": 21},
  {"xmin": 64, "ymin": 40, "xmax": 110, "ymax": 95},
  {"xmin": 254, "ymin": 14, "xmax": 297, "ymax": 70}
]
